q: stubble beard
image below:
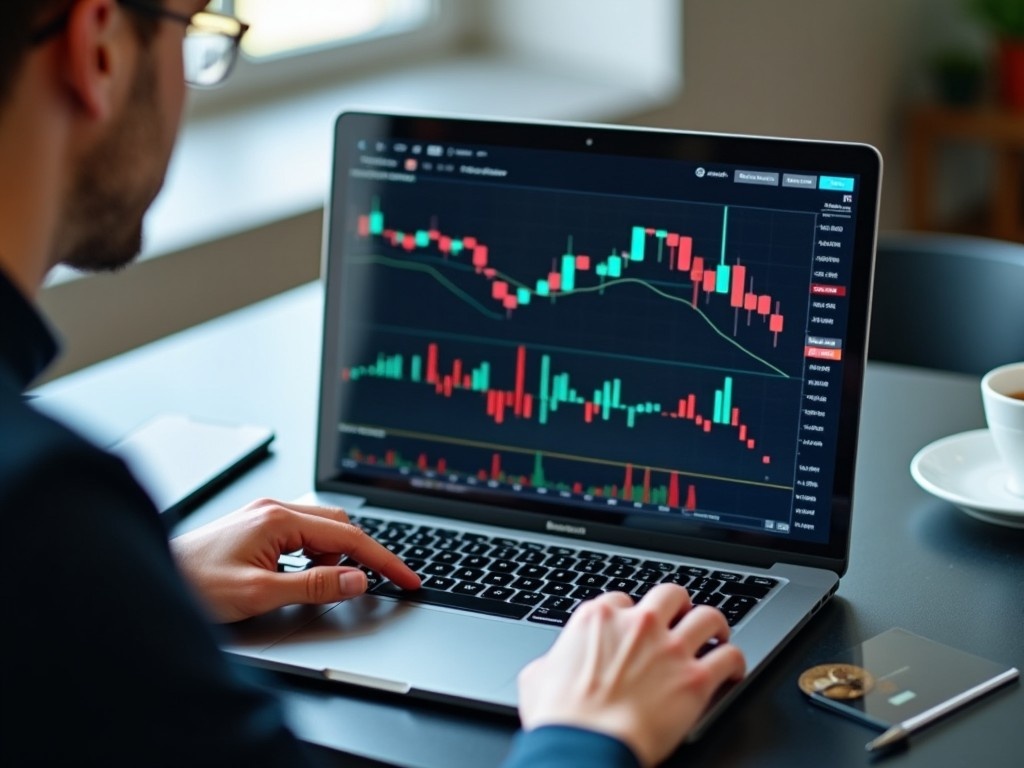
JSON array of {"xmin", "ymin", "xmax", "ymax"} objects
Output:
[{"xmin": 62, "ymin": 52, "xmax": 169, "ymax": 274}]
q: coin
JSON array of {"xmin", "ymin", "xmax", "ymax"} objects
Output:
[{"xmin": 798, "ymin": 663, "xmax": 875, "ymax": 700}]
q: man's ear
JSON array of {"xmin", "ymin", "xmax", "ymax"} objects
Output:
[{"xmin": 62, "ymin": 0, "xmax": 129, "ymax": 121}]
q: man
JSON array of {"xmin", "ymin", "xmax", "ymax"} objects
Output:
[{"xmin": 0, "ymin": 2, "xmax": 746, "ymax": 766}]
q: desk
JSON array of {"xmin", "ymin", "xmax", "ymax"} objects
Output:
[{"xmin": 36, "ymin": 282, "xmax": 1024, "ymax": 767}]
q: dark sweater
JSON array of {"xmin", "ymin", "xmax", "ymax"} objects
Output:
[{"xmin": 0, "ymin": 267, "xmax": 637, "ymax": 768}]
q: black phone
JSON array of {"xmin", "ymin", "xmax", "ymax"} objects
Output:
[{"xmin": 108, "ymin": 413, "xmax": 275, "ymax": 518}]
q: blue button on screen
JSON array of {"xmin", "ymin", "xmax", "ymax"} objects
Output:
[{"xmin": 818, "ymin": 176, "xmax": 855, "ymax": 192}]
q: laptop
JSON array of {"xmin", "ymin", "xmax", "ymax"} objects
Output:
[{"xmin": 225, "ymin": 110, "xmax": 881, "ymax": 740}]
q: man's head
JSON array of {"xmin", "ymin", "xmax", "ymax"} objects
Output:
[{"xmin": 0, "ymin": 1, "xmax": 216, "ymax": 285}]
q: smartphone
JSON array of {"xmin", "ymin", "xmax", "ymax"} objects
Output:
[{"xmin": 108, "ymin": 413, "xmax": 275, "ymax": 518}]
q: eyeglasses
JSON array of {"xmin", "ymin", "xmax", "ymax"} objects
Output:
[
  {"xmin": 31, "ymin": 1, "xmax": 250, "ymax": 88},
  {"xmin": 120, "ymin": 1, "xmax": 249, "ymax": 87}
]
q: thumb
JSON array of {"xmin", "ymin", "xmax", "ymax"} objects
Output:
[{"xmin": 275, "ymin": 566, "xmax": 368, "ymax": 606}]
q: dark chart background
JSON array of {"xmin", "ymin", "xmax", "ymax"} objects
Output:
[{"xmin": 333, "ymin": 174, "xmax": 820, "ymax": 536}]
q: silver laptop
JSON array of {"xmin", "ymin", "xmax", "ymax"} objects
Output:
[{"xmin": 225, "ymin": 110, "xmax": 881, "ymax": 740}]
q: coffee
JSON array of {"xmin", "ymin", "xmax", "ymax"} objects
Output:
[{"xmin": 981, "ymin": 363, "xmax": 1024, "ymax": 496}]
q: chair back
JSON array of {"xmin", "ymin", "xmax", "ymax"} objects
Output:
[{"xmin": 868, "ymin": 231, "xmax": 1024, "ymax": 376}]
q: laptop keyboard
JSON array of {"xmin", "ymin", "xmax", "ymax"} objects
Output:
[{"xmin": 329, "ymin": 514, "xmax": 778, "ymax": 628}]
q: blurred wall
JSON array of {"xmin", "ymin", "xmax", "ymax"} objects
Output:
[{"xmin": 630, "ymin": 0, "xmax": 917, "ymax": 230}]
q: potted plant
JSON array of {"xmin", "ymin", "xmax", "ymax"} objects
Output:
[
  {"xmin": 929, "ymin": 48, "xmax": 986, "ymax": 105},
  {"xmin": 967, "ymin": 0, "xmax": 1024, "ymax": 109}
]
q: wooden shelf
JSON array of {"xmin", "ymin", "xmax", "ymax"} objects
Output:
[{"xmin": 907, "ymin": 104, "xmax": 1024, "ymax": 243}]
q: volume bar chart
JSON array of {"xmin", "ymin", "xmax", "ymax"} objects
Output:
[{"xmin": 347, "ymin": 446, "xmax": 700, "ymax": 509}]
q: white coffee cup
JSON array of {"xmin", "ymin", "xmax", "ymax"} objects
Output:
[{"xmin": 981, "ymin": 361, "xmax": 1024, "ymax": 496}]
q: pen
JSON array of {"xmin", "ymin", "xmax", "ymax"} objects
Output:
[{"xmin": 865, "ymin": 668, "xmax": 1020, "ymax": 752}]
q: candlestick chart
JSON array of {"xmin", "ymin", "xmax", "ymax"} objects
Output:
[{"xmin": 334, "ymin": 178, "xmax": 816, "ymax": 523}]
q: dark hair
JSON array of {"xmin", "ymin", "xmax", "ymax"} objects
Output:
[{"xmin": 0, "ymin": 0, "xmax": 162, "ymax": 107}]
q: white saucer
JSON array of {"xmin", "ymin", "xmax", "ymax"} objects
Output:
[{"xmin": 910, "ymin": 429, "xmax": 1024, "ymax": 529}]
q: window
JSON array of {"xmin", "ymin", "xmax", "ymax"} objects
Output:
[
  {"xmin": 191, "ymin": 0, "xmax": 460, "ymax": 111},
  {"xmin": 213, "ymin": 0, "xmax": 435, "ymax": 60}
]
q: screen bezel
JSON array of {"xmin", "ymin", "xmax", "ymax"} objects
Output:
[{"xmin": 315, "ymin": 110, "xmax": 882, "ymax": 577}]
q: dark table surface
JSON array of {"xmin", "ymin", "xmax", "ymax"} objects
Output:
[{"xmin": 36, "ymin": 282, "xmax": 1024, "ymax": 768}]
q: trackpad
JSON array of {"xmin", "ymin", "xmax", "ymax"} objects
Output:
[{"xmin": 241, "ymin": 595, "xmax": 559, "ymax": 703}]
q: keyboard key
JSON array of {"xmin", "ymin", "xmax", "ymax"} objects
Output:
[
  {"xmin": 516, "ymin": 550, "xmax": 546, "ymax": 564},
  {"xmin": 722, "ymin": 595, "xmax": 758, "ymax": 611},
  {"xmin": 423, "ymin": 562, "xmax": 455, "ymax": 576},
  {"xmin": 405, "ymin": 546, "xmax": 432, "ymax": 560},
  {"xmin": 722, "ymin": 596, "xmax": 757, "ymax": 625},
  {"xmin": 510, "ymin": 577, "xmax": 544, "ymax": 591},
  {"xmin": 489, "ymin": 546, "xmax": 519, "ymax": 560},
  {"xmin": 719, "ymin": 581, "xmax": 771, "ymax": 599},
  {"xmin": 402, "ymin": 559, "xmax": 426, "ymax": 573},
  {"xmin": 510, "ymin": 591, "xmax": 544, "ymax": 606},
  {"xmin": 547, "ymin": 569, "xmax": 577, "ymax": 583},
  {"xmin": 359, "ymin": 569, "xmax": 382, "ymax": 589},
  {"xmin": 641, "ymin": 559, "xmax": 674, "ymax": 572},
  {"xmin": 433, "ymin": 551, "xmax": 461, "ymax": 564},
  {"xmin": 540, "ymin": 582, "xmax": 575, "ymax": 597},
  {"xmin": 633, "ymin": 582, "xmax": 656, "ymax": 598},
  {"xmin": 491, "ymin": 537, "xmax": 520, "ymax": 548},
  {"xmin": 603, "ymin": 563, "xmax": 637, "ymax": 578},
  {"xmin": 460, "ymin": 555, "xmax": 492, "ymax": 570},
  {"xmin": 541, "ymin": 596, "xmax": 578, "ymax": 611},
  {"xmin": 544, "ymin": 555, "xmax": 577, "ymax": 569},
  {"xmin": 611, "ymin": 555, "xmax": 640, "ymax": 565},
  {"xmin": 691, "ymin": 591, "xmax": 724, "ymax": 607},
  {"xmin": 577, "ymin": 560, "xmax": 606, "ymax": 574},
  {"xmin": 745, "ymin": 575, "xmax": 779, "ymax": 589},
  {"xmin": 571, "ymin": 586, "xmax": 602, "ymax": 601},
  {"xmin": 660, "ymin": 572, "xmax": 691, "ymax": 586},
  {"xmin": 488, "ymin": 559, "xmax": 518, "ymax": 574},
  {"xmin": 546, "ymin": 546, "xmax": 576, "ymax": 556},
  {"xmin": 634, "ymin": 568, "xmax": 662, "ymax": 583},
  {"xmin": 679, "ymin": 566, "xmax": 708, "ymax": 578},
  {"xmin": 481, "ymin": 572, "xmax": 515, "ymax": 587},
  {"xmin": 606, "ymin": 578, "xmax": 639, "ymax": 593},
  {"xmin": 452, "ymin": 581, "xmax": 486, "ymax": 596},
  {"xmin": 423, "ymin": 576, "xmax": 455, "ymax": 590},
  {"xmin": 711, "ymin": 570, "xmax": 744, "ymax": 582},
  {"xmin": 518, "ymin": 564, "xmax": 550, "ymax": 579},
  {"xmin": 577, "ymin": 550, "xmax": 608, "ymax": 560},
  {"xmin": 371, "ymin": 583, "xmax": 529, "ymax": 620},
  {"xmin": 691, "ymin": 577, "xmax": 723, "ymax": 593},
  {"xmin": 527, "ymin": 608, "xmax": 571, "ymax": 627},
  {"xmin": 452, "ymin": 567, "xmax": 484, "ymax": 582},
  {"xmin": 576, "ymin": 574, "xmax": 608, "ymax": 589},
  {"xmin": 481, "ymin": 586, "xmax": 515, "ymax": 601},
  {"xmin": 383, "ymin": 542, "xmax": 406, "ymax": 555},
  {"xmin": 460, "ymin": 542, "xmax": 490, "ymax": 556}
]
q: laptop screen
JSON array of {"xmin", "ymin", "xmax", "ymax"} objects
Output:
[{"xmin": 317, "ymin": 112, "xmax": 881, "ymax": 571}]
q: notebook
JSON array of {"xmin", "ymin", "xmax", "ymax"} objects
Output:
[{"xmin": 225, "ymin": 110, "xmax": 882, "ymax": 740}]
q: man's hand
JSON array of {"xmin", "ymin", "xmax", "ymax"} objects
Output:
[
  {"xmin": 517, "ymin": 584, "xmax": 746, "ymax": 768},
  {"xmin": 170, "ymin": 498, "xmax": 421, "ymax": 623}
]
